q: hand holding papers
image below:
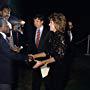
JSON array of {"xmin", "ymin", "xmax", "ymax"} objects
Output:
[
  {"xmin": 33, "ymin": 60, "xmax": 50, "ymax": 78},
  {"xmin": 40, "ymin": 64, "xmax": 50, "ymax": 78}
]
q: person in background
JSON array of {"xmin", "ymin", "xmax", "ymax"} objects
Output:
[
  {"xmin": 10, "ymin": 19, "xmax": 26, "ymax": 53},
  {"xmin": 0, "ymin": 5, "xmax": 22, "ymax": 52},
  {"xmin": 0, "ymin": 5, "xmax": 12, "ymax": 28},
  {"xmin": 64, "ymin": 20, "xmax": 78, "ymax": 87}
]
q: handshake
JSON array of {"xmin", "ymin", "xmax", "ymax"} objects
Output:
[
  {"xmin": 28, "ymin": 54, "xmax": 45, "ymax": 69},
  {"xmin": 28, "ymin": 53, "xmax": 55, "ymax": 69}
]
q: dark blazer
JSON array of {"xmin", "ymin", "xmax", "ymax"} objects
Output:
[
  {"xmin": 28, "ymin": 26, "xmax": 49, "ymax": 54},
  {"xmin": 26, "ymin": 26, "xmax": 50, "ymax": 90},
  {"xmin": 12, "ymin": 30, "xmax": 25, "ymax": 47},
  {"xmin": 0, "ymin": 33, "xmax": 27, "ymax": 84}
]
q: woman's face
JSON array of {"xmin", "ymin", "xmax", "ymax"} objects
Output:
[{"xmin": 49, "ymin": 20, "xmax": 56, "ymax": 32}]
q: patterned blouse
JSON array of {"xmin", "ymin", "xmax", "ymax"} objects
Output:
[{"xmin": 45, "ymin": 31, "xmax": 66, "ymax": 62}]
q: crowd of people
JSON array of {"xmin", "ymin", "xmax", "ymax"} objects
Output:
[{"xmin": 0, "ymin": 5, "xmax": 78, "ymax": 90}]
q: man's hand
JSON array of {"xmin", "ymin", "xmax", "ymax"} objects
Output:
[
  {"xmin": 11, "ymin": 47, "xmax": 20, "ymax": 53},
  {"xmin": 28, "ymin": 54, "xmax": 35, "ymax": 62}
]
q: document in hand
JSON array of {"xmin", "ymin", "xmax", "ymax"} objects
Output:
[{"xmin": 40, "ymin": 64, "xmax": 50, "ymax": 78}]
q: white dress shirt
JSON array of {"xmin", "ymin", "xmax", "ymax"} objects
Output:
[
  {"xmin": 68, "ymin": 30, "xmax": 73, "ymax": 42},
  {"xmin": 0, "ymin": 32, "xmax": 7, "ymax": 40},
  {"xmin": 35, "ymin": 25, "xmax": 44, "ymax": 44}
]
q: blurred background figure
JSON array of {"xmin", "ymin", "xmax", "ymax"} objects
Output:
[{"xmin": 10, "ymin": 19, "xmax": 26, "ymax": 52}]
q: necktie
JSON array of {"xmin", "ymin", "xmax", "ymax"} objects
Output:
[{"xmin": 36, "ymin": 30, "xmax": 40, "ymax": 48}]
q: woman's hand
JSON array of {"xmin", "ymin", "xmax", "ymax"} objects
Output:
[{"xmin": 33, "ymin": 60, "xmax": 43, "ymax": 69}]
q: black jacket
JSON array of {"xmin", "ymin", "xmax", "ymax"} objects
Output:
[{"xmin": 0, "ymin": 33, "xmax": 27, "ymax": 83}]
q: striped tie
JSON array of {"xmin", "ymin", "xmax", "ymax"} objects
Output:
[{"xmin": 36, "ymin": 30, "xmax": 40, "ymax": 48}]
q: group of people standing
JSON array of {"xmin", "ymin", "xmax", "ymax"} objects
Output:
[
  {"xmin": 26, "ymin": 13, "xmax": 73, "ymax": 90},
  {"xmin": 0, "ymin": 5, "xmax": 75, "ymax": 90}
]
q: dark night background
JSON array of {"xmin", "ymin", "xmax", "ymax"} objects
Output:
[
  {"xmin": 17, "ymin": 0, "xmax": 90, "ymax": 38},
  {"xmin": 0, "ymin": 0, "xmax": 90, "ymax": 37},
  {"xmin": 16, "ymin": 1, "xmax": 90, "ymax": 90},
  {"xmin": 16, "ymin": 0, "xmax": 90, "ymax": 54},
  {"xmin": 17, "ymin": 1, "xmax": 90, "ymax": 90},
  {"xmin": 0, "ymin": 0, "xmax": 90, "ymax": 90}
]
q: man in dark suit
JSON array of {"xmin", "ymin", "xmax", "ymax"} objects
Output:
[
  {"xmin": 0, "ymin": 17, "xmax": 27, "ymax": 90},
  {"xmin": 27, "ymin": 14, "xmax": 49, "ymax": 54},
  {"xmin": 28, "ymin": 14, "xmax": 49, "ymax": 90}
]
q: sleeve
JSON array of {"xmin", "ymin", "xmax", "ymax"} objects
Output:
[
  {"xmin": 49, "ymin": 34, "xmax": 65, "ymax": 63},
  {"xmin": 0, "ymin": 38, "xmax": 27, "ymax": 61}
]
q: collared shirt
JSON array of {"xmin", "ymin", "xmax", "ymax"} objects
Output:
[
  {"xmin": 67, "ymin": 30, "xmax": 73, "ymax": 42},
  {"xmin": 0, "ymin": 32, "xmax": 7, "ymax": 40},
  {"xmin": 35, "ymin": 25, "xmax": 44, "ymax": 43},
  {"xmin": 3, "ymin": 18, "xmax": 12, "ymax": 30},
  {"xmin": 6, "ymin": 20, "xmax": 12, "ymax": 30}
]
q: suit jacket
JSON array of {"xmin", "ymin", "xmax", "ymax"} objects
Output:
[
  {"xmin": 0, "ymin": 33, "xmax": 27, "ymax": 84},
  {"xmin": 28, "ymin": 26, "xmax": 49, "ymax": 54}
]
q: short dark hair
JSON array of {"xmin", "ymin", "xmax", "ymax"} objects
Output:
[
  {"xmin": 34, "ymin": 14, "xmax": 45, "ymax": 21},
  {"xmin": 0, "ymin": 5, "xmax": 11, "ymax": 12}
]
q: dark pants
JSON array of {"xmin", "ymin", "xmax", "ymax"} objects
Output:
[
  {"xmin": 0, "ymin": 84, "xmax": 11, "ymax": 90},
  {"xmin": 32, "ymin": 69, "xmax": 51, "ymax": 90}
]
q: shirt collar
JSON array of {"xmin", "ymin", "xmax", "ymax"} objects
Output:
[
  {"xmin": 37, "ymin": 25, "xmax": 44, "ymax": 32},
  {"xmin": 0, "ymin": 32, "xmax": 7, "ymax": 40}
]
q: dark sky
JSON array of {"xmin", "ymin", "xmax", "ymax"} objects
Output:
[
  {"xmin": 18, "ymin": 0, "xmax": 89, "ymax": 15},
  {"xmin": 0, "ymin": 0, "xmax": 89, "ymax": 51},
  {"xmin": 0, "ymin": 0, "xmax": 88, "ymax": 47},
  {"xmin": 10, "ymin": 0, "xmax": 89, "ymax": 37},
  {"xmin": 17, "ymin": 0, "xmax": 89, "ymax": 22},
  {"xmin": 16, "ymin": 0, "xmax": 89, "ymax": 33}
]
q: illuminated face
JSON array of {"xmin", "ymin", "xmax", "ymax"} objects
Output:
[
  {"xmin": 2, "ymin": 8, "xmax": 10, "ymax": 20},
  {"xmin": 34, "ymin": 18, "xmax": 43, "ymax": 29},
  {"xmin": 68, "ymin": 21, "xmax": 73, "ymax": 29},
  {"xmin": 49, "ymin": 20, "xmax": 56, "ymax": 32}
]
